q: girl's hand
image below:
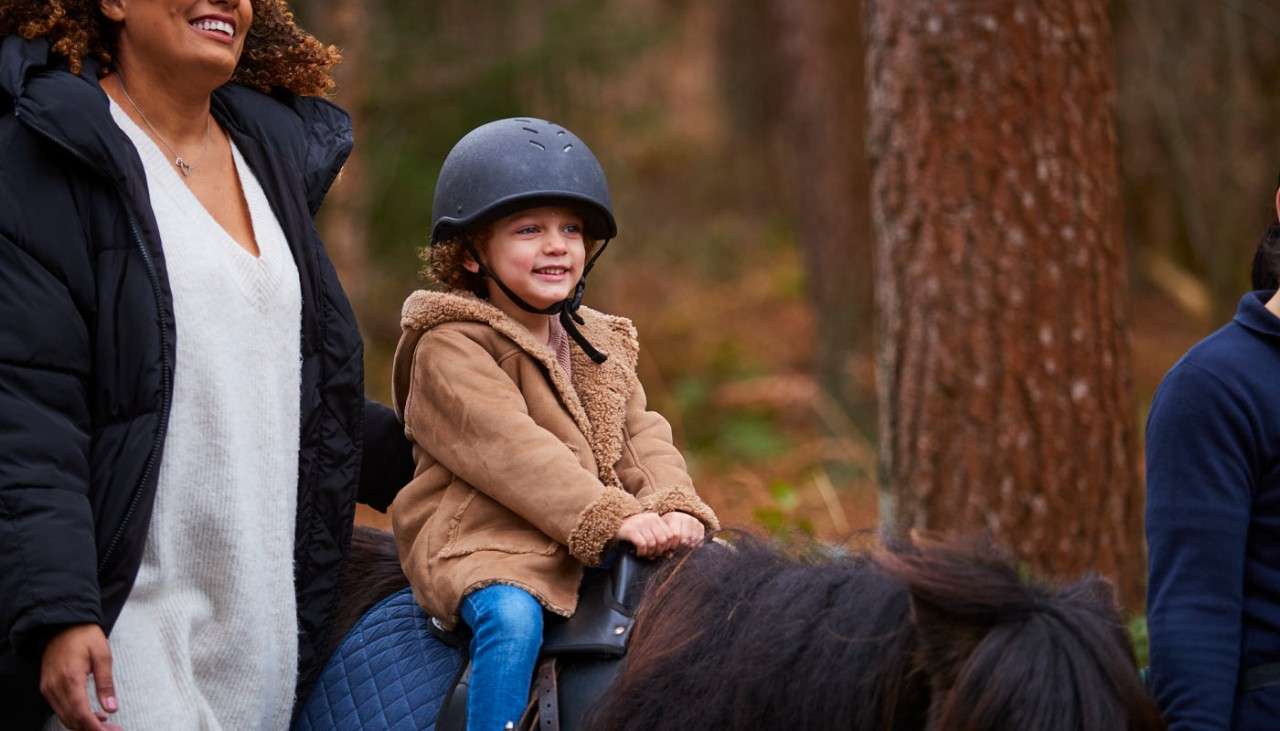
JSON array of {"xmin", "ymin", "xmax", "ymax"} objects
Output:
[
  {"xmin": 662, "ymin": 511, "xmax": 705, "ymax": 549},
  {"xmin": 616, "ymin": 512, "xmax": 678, "ymax": 557},
  {"xmin": 40, "ymin": 623, "xmax": 121, "ymax": 731}
]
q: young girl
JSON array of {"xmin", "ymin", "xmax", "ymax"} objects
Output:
[{"xmin": 389, "ymin": 118, "xmax": 719, "ymax": 730}]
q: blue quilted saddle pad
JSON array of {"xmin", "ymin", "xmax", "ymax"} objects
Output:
[{"xmin": 294, "ymin": 587, "xmax": 463, "ymax": 730}]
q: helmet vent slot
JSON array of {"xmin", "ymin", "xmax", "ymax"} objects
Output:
[
  {"xmin": 563, "ymin": 145, "xmax": 573, "ymax": 152},
  {"xmin": 529, "ymin": 140, "xmax": 546, "ymax": 150},
  {"xmin": 523, "ymin": 127, "xmax": 539, "ymax": 134}
]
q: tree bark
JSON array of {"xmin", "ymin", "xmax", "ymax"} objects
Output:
[
  {"xmin": 771, "ymin": 0, "xmax": 873, "ymax": 436},
  {"xmin": 868, "ymin": 0, "xmax": 1144, "ymax": 608}
]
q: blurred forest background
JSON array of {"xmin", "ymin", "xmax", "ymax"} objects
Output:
[{"xmin": 288, "ymin": 0, "xmax": 1280, "ymax": 606}]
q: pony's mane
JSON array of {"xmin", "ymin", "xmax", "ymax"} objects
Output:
[
  {"xmin": 879, "ymin": 536, "xmax": 1164, "ymax": 730},
  {"xmin": 586, "ymin": 535, "xmax": 923, "ymax": 729},
  {"xmin": 328, "ymin": 526, "xmax": 411, "ymax": 658},
  {"xmin": 589, "ymin": 533, "xmax": 1165, "ymax": 731}
]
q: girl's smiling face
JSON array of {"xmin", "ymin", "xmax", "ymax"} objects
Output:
[{"xmin": 468, "ymin": 206, "xmax": 588, "ymax": 312}]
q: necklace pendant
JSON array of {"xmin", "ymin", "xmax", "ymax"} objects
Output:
[{"xmin": 175, "ymin": 157, "xmax": 192, "ymax": 177}]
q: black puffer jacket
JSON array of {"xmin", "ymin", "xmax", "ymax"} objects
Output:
[{"xmin": 0, "ymin": 36, "xmax": 413, "ymax": 727}]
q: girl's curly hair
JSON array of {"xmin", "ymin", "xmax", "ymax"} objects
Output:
[
  {"xmin": 0, "ymin": 0, "xmax": 339, "ymax": 96},
  {"xmin": 422, "ymin": 226, "xmax": 494, "ymax": 298}
]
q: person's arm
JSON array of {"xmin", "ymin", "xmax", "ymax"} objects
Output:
[
  {"xmin": 0, "ymin": 215, "xmax": 113, "ymax": 728},
  {"xmin": 402, "ymin": 328, "xmax": 644, "ymax": 565},
  {"xmin": 614, "ymin": 379, "xmax": 719, "ymax": 532},
  {"xmin": 357, "ymin": 399, "xmax": 414, "ymax": 512},
  {"xmin": 1146, "ymin": 361, "xmax": 1254, "ymax": 730}
]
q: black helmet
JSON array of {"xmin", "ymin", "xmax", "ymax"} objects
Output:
[{"xmin": 430, "ymin": 117, "xmax": 616, "ymax": 242}]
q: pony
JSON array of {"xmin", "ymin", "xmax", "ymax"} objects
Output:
[{"xmin": 324, "ymin": 528, "xmax": 1164, "ymax": 730}]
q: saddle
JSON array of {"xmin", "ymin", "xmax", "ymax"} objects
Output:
[
  {"xmin": 293, "ymin": 587, "xmax": 464, "ymax": 730},
  {"xmin": 433, "ymin": 544, "xmax": 653, "ymax": 731}
]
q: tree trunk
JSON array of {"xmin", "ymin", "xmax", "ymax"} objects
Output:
[
  {"xmin": 868, "ymin": 1, "xmax": 1144, "ymax": 608},
  {"xmin": 771, "ymin": 0, "xmax": 873, "ymax": 438}
]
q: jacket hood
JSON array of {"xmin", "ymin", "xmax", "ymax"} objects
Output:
[
  {"xmin": 1, "ymin": 36, "xmax": 132, "ymax": 184},
  {"xmin": 0, "ymin": 35, "xmax": 352, "ymax": 210},
  {"xmin": 0, "ymin": 34, "xmax": 41, "ymax": 107}
]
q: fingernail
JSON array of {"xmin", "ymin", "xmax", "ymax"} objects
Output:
[{"xmin": 106, "ymin": 696, "xmax": 118, "ymax": 712}]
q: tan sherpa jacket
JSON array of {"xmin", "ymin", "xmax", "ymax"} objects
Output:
[{"xmin": 390, "ymin": 290, "xmax": 720, "ymax": 628}]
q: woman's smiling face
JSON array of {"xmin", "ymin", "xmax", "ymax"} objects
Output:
[
  {"xmin": 101, "ymin": 0, "xmax": 253, "ymax": 85},
  {"xmin": 468, "ymin": 206, "xmax": 589, "ymax": 312}
]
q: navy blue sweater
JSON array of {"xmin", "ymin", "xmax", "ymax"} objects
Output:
[{"xmin": 1147, "ymin": 291, "xmax": 1280, "ymax": 730}]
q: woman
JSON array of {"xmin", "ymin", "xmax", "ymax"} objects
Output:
[
  {"xmin": 0, "ymin": 1, "xmax": 412, "ymax": 729},
  {"xmin": 1146, "ymin": 190, "xmax": 1280, "ymax": 729}
]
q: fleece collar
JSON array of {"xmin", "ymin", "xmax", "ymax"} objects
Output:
[{"xmin": 397, "ymin": 289, "xmax": 640, "ymax": 488}]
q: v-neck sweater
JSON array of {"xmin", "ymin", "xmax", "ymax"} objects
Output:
[{"xmin": 55, "ymin": 100, "xmax": 304, "ymax": 731}]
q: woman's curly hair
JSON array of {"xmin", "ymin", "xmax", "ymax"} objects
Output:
[{"xmin": 0, "ymin": 0, "xmax": 339, "ymax": 96}]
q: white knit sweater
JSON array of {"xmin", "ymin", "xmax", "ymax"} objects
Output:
[{"xmin": 47, "ymin": 101, "xmax": 304, "ymax": 730}]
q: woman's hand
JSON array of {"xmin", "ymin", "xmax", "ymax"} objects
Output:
[
  {"xmin": 616, "ymin": 512, "xmax": 678, "ymax": 557},
  {"xmin": 40, "ymin": 623, "xmax": 122, "ymax": 731},
  {"xmin": 662, "ymin": 511, "xmax": 705, "ymax": 549}
]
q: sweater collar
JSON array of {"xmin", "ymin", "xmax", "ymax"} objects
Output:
[{"xmin": 1233, "ymin": 290, "xmax": 1280, "ymax": 339}]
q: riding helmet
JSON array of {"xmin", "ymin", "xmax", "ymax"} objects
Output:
[{"xmin": 430, "ymin": 117, "xmax": 616, "ymax": 242}]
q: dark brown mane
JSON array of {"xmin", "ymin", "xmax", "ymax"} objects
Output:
[
  {"xmin": 590, "ymin": 533, "xmax": 1165, "ymax": 731},
  {"xmin": 879, "ymin": 536, "xmax": 1164, "ymax": 730},
  {"xmin": 588, "ymin": 534, "xmax": 924, "ymax": 729},
  {"xmin": 328, "ymin": 526, "xmax": 410, "ymax": 658}
]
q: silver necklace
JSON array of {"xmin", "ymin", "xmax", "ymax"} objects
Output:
[{"xmin": 117, "ymin": 74, "xmax": 211, "ymax": 177}]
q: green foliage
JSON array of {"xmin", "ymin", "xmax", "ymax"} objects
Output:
[
  {"xmin": 753, "ymin": 479, "xmax": 814, "ymax": 538},
  {"xmin": 709, "ymin": 338, "xmax": 763, "ymax": 379},
  {"xmin": 671, "ymin": 333, "xmax": 790, "ymax": 465},
  {"xmin": 672, "ymin": 376, "xmax": 710, "ymax": 413},
  {"xmin": 1129, "ymin": 615, "xmax": 1150, "ymax": 668},
  {"xmin": 769, "ymin": 479, "xmax": 798, "ymax": 511},
  {"xmin": 718, "ymin": 414, "xmax": 790, "ymax": 462}
]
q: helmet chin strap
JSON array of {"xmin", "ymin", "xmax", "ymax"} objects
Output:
[{"xmin": 463, "ymin": 239, "xmax": 613, "ymax": 364}]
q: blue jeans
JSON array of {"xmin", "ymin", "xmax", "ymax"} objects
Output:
[{"xmin": 460, "ymin": 585, "xmax": 544, "ymax": 730}]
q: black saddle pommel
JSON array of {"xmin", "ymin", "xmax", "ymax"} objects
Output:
[{"xmin": 542, "ymin": 541, "xmax": 651, "ymax": 657}]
